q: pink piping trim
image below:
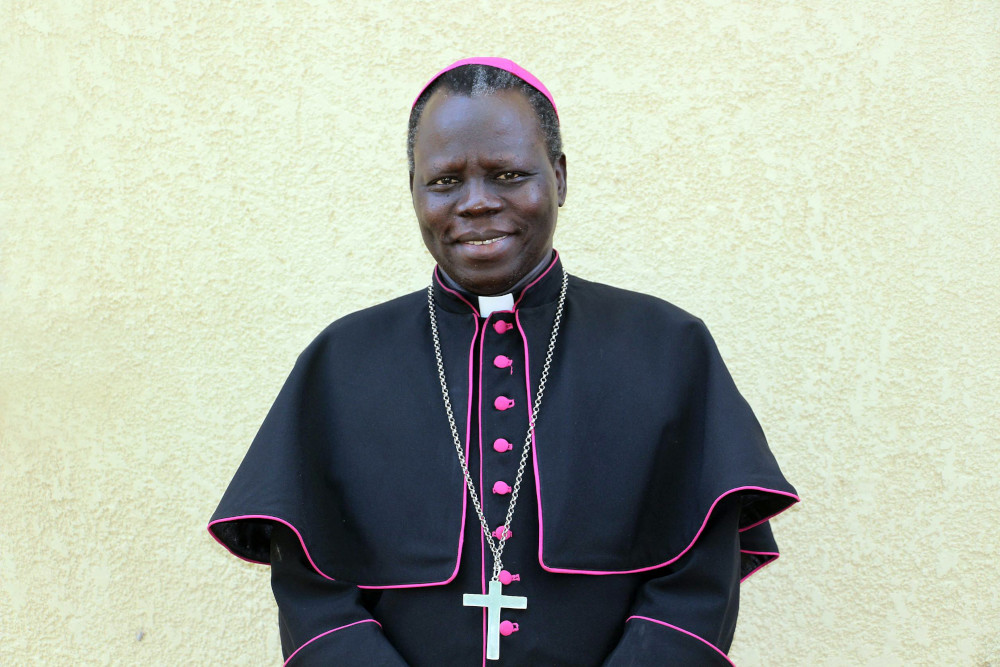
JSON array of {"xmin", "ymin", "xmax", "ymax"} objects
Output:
[
  {"xmin": 739, "ymin": 512, "xmax": 784, "ymax": 533},
  {"xmin": 626, "ymin": 616, "xmax": 734, "ymax": 666},
  {"xmin": 355, "ymin": 574, "xmax": 458, "ymax": 589},
  {"xmin": 283, "ymin": 619, "xmax": 382, "ymax": 666},
  {"xmin": 434, "ymin": 266, "xmax": 479, "ymax": 318},
  {"xmin": 513, "ymin": 252, "xmax": 558, "ymax": 571},
  {"xmin": 513, "ymin": 251, "xmax": 559, "ymax": 309},
  {"xmin": 537, "ymin": 486, "xmax": 800, "ymax": 575},
  {"xmin": 434, "ymin": 266, "xmax": 480, "ymax": 316},
  {"xmin": 208, "ymin": 514, "xmax": 334, "ymax": 579},
  {"xmin": 739, "ymin": 550, "xmax": 780, "ymax": 583}
]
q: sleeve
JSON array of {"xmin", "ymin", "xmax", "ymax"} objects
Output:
[
  {"xmin": 602, "ymin": 498, "xmax": 742, "ymax": 666},
  {"xmin": 270, "ymin": 524, "xmax": 409, "ymax": 666}
]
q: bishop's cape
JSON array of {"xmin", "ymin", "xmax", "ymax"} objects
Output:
[{"xmin": 209, "ymin": 255, "xmax": 798, "ymax": 666}]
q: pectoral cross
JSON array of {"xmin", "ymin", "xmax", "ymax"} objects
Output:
[{"xmin": 463, "ymin": 580, "xmax": 527, "ymax": 660}]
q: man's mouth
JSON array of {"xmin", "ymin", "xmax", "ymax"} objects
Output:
[{"xmin": 463, "ymin": 235, "xmax": 509, "ymax": 246}]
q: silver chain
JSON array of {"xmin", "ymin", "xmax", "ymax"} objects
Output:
[{"xmin": 427, "ymin": 270, "xmax": 569, "ymax": 582}]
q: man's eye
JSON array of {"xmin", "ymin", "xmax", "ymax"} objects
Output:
[
  {"xmin": 496, "ymin": 172, "xmax": 526, "ymax": 181},
  {"xmin": 429, "ymin": 177, "xmax": 459, "ymax": 186}
]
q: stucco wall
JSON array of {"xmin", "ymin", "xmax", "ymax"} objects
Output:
[{"xmin": 2, "ymin": 2, "xmax": 998, "ymax": 664}]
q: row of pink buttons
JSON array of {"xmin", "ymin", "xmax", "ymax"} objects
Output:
[
  {"xmin": 492, "ymin": 318, "xmax": 520, "ymax": 640},
  {"xmin": 491, "ymin": 319, "xmax": 515, "ymax": 539}
]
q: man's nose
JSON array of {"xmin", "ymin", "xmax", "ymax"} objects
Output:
[{"xmin": 455, "ymin": 179, "xmax": 502, "ymax": 217}]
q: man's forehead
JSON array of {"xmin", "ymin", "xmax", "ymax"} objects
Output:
[{"xmin": 415, "ymin": 91, "xmax": 543, "ymax": 146}]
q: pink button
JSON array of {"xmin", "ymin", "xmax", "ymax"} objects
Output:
[
  {"xmin": 493, "ymin": 355, "xmax": 513, "ymax": 370},
  {"xmin": 492, "ymin": 526, "xmax": 512, "ymax": 540},
  {"xmin": 499, "ymin": 621, "xmax": 519, "ymax": 637},
  {"xmin": 494, "ymin": 396, "xmax": 515, "ymax": 411},
  {"xmin": 493, "ymin": 481, "xmax": 512, "ymax": 495},
  {"xmin": 499, "ymin": 570, "xmax": 520, "ymax": 585},
  {"xmin": 493, "ymin": 321, "xmax": 513, "ymax": 334},
  {"xmin": 493, "ymin": 438, "xmax": 513, "ymax": 453}
]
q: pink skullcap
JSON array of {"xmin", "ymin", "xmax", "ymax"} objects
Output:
[{"xmin": 412, "ymin": 57, "xmax": 558, "ymax": 118}]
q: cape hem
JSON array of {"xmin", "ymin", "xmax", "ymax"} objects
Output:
[
  {"xmin": 538, "ymin": 485, "xmax": 799, "ymax": 575},
  {"xmin": 625, "ymin": 616, "xmax": 735, "ymax": 666},
  {"xmin": 739, "ymin": 550, "xmax": 781, "ymax": 582},
  {"xmin": 207, "ymin": 514, "xmax": 465, "ymax": 589}
]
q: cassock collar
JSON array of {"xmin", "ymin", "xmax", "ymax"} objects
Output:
[{"xmin": 432, "ymin": 250, "xmax": 564, "ymax": 316}]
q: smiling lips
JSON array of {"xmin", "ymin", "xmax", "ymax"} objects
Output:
[{"xmin": 463, "ymin": 234, "xmax": 509, "ymax": 246}]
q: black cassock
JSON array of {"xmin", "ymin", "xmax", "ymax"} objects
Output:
[{"xmin": 209, "ymin": 255, "xmax": 798, "ymax": 666}]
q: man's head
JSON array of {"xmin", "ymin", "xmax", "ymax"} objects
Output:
[
  {"xmin": 409, "ymin": 60, "xmax": 567, "ymax": 296},
  {"xmin": 408, "ymin": 61, "xmax": 562, "ymax": 174}
]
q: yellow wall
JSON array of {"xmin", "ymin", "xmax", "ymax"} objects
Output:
[{"xmin": 2, "ymin": 2, "xmax": 998, "ymax": 664}]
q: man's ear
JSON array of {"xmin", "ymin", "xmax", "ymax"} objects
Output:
[{"xmin": 554, "ymin": 153, "xmax": 567, "ymax": 207}]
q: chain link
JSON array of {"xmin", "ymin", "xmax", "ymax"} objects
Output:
[{"xmin": 427, "ymin": 270, "xmax": 569, "ymax": 582}]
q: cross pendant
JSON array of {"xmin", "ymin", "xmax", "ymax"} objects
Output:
[{"xmin": 463, "ymin": 580, "xmax": 527, "ymax": 660}]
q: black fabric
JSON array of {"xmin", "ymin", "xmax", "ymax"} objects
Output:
[
  {"xmin": 604, "ymin": 621, "xmax": 734, "ymax": 667},
  {"xmin": 604, "ymin": 499, "xmax": 742, "ymax": 665},
  {"xmin": 271, "ymin": 525, "xmax": 407, "ymax": 666},
  {"xmin": 210, "ymin": 255, "xmax": 797, "ymax": 664}
]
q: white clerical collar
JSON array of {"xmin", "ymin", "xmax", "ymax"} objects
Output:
[{"xmin": 477, "ymin": 293, "xmax": 515, "ymax": 318}]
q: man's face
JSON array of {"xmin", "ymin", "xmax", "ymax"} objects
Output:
[{"xmin": 410, "ymin": 88, "xmax": 567, "ymax": 296}]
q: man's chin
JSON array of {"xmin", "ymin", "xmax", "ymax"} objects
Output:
[{"xmin": 449, "ymin": 265, "xmax": 520, "ymax": 297}]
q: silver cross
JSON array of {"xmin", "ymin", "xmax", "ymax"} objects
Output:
[{"xmin": 463, "ymin": 580, "xmax": 527, "ymax": 660}]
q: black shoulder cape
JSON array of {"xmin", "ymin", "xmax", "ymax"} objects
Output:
[{"xmin": 210, "ymin": 261, "xmax": 797, "ymax": 587}]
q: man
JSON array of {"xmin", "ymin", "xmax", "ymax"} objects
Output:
[{"xmin": 210, "ymin": 58, "xmax": 797, "ymax": 666}]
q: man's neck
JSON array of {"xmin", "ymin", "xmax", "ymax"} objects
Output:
[{"xmin": 438, "ymin": 252, "xmax": 554, "ymax": 317}]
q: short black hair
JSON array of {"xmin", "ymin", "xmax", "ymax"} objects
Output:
[{"xmin": 407, "ymin": 64, "xmax": 562, "ymax": 173}]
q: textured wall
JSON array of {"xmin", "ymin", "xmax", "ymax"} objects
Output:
[{"xmin": 2, "ymin": 1, "xmax": 998, "ymax": 665}]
